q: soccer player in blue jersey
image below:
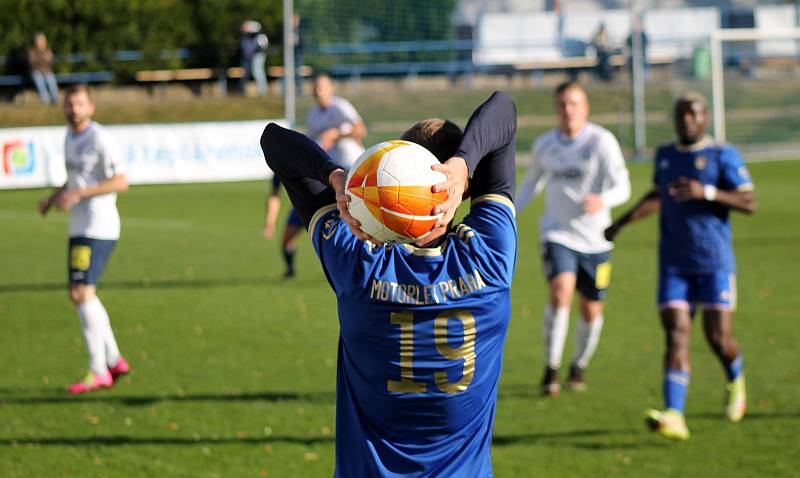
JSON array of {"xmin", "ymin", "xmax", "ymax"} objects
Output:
[
  {"xmin": 261, "ymin": 91, "xmax": 517, "ymax": 476},
  {"xmin": 605, "ymin": 92, "xmax": 756, "ymax": 440}
]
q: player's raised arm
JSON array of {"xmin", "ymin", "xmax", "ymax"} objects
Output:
[
  {"xmin": 459, "ymin": 91, "xmax": 517, "ymax": 200},
  {"xmin": 431, "ymin": 91, "xmax": 516, "ymax": 226},
  {"xmin": 260, "ymin": 123, "xmax": 339, "ymax": 228}
]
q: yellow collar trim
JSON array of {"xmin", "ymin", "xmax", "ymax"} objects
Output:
[{"xmin": 675, "ymin": 136, "xmax": 713, "ymax": 152}]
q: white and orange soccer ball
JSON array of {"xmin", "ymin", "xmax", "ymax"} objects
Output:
[{"xmin": 345, "ymin": 140, "xmax": 448, "ymax": 244}]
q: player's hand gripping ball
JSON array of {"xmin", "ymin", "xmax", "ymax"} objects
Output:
[{"xmin": 345, "ymin": 140, "xmax": 448, "ymax": 243}]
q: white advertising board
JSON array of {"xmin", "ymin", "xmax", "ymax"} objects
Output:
[{"xmin": 0, "ymin": 119, "xmax": 285, "ymax": 189}]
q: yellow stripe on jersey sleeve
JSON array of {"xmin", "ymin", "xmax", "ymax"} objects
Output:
[{"xmin": 470, "ymin": 194, "xmax": 515, "ymax": 217}]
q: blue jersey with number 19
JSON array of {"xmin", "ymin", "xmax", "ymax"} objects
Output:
[{"xmin": 310, "ymin": 193, "xmax": 516, "ymax": 478}]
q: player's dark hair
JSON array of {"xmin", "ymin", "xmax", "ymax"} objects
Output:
[
  {"xmin": 64, "ymin": 83, "xmax": 92, "ymax": 101},
  {"xmin": 401, "ymin": 118, "xmax": 463, "ymax": 163},
  {"xmin": 554, "ymin": 80, "xmax": 587, "ymax": 98}
]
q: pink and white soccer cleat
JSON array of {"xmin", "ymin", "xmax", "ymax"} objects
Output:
[
  {"xmin": 108, "ymin": 356, "xmax": 130, "ymax": 380},
  {"xmin": 67, "ymin": 370, "xmax": 113, "ymax": 394}
]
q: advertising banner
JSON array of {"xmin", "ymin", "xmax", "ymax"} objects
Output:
[{"xmin": 0, "ymin": 119, "xmax": 285, "ymax": 189}]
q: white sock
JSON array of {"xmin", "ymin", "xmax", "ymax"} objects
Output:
[
  {"xmin": 572, "ymin": 315, "xmax": 604, "ymax": 370},
  {"xmin": 543, "ymin": 305, "xmax": 570, "ymax": 369},
  {"xmin": 94, "ymin": 297, "xmax": 121, "ymax": 367},
  {"xmin": 77, "ymin": 297, "xmax": 109, "ymax": 375}
]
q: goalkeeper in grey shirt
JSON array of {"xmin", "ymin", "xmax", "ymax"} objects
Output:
[{"xmin": 516, "ymin": 81, "xmax": 630, "ymax": 396}]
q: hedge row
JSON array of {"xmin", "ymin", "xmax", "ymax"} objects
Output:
[{"xmin": 1, "ymin": 0, "xmax": 281, "ymax": 80}]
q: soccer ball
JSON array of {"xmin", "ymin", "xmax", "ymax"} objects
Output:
[{"xmin": 345, "ymin": 140, "xmax": 448, "ymax": 244}]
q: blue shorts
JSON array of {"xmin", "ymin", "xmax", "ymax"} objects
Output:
[
  {"xmin": 541, "ymin": 242, "xmax": 612, "ymax": 301},
  {"xmin": 287, "ymin": 208, "xmax": 302, "ymax": 228},
  {"xmin": 68, "ymin": 237, "xmax": 116, "ymax": 285},
  {"xmin": 658, "ymin": 270, "xmax": 737, "ymax": 311}
]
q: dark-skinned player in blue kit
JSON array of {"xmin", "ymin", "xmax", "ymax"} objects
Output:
[
  {"xmin": 606, "ymin": 92, "xmax": 756, "ymax": 440},
  {"xmin": 261, "ymin": 91, "xmax": 517, "ymax": 477}
]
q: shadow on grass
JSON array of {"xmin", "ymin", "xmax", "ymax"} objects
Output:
[
  {"xmin": 0, "ymin": 390, "xmax": 335, "ymax": 407},
  {"xmin": 0, "ymin": 276, "xmax": 310, "ymax": 294},
  {"xmin": 492, "ymin": 428, "xmax": 665, "ymax": 450},
  {"xmin": 0, "ymin": 434, "xmax": 333, "ymax": 447},
  {"xmin": 1, "ymin": 429, "xmax": 657, "ymax": 450},
  {"xmin": 688, "ymin": 411, "xmax": 800, "ymax": 421}
]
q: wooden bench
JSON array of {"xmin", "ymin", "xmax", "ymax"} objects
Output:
[
  {"xmin": 135, "ymin": 68, "xmax": 216, "ymax": 96},
  {"xmin": 266, "ymin": 65, "xmax": 313, "ymax": 78},
  {"xmin": 513, "ymin": 54, "xmax": 627, "ymax": 72},
  {"xmin": 135, "ymin": 65, "xmax": 313, "ymax": 96}
]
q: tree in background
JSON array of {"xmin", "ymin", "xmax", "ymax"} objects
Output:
[{"xmin": 0, "ymin": 0, "xmax": 280, "ymax": 80}]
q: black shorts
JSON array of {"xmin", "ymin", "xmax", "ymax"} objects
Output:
[{"xmin": 68, "ymin": 237, "xmax": 116, "ymax": 285}]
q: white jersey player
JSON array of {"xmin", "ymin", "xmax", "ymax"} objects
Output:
[
  {"xmin": 305, "ymin": 74, "xmax": 366, "ymax": 169},
  {"xmin": 266, "ymin": 73, "xmax": 368, "ymax": 280},
  {"xmin": 516, "ymin": 81, "xmax": 630, "ymax": 396},
  {"xmin": 38, "ymin": 85, "xmax": 130, "ymax": 394}
]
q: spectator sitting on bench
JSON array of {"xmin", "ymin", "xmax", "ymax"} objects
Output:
[{"xmin": 28, "ymin": 32, "xmax": 60, "ymax": 105}]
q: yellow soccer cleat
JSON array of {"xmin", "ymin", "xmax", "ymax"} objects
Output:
[
  {"xmin": 645, "ymin": 408, "xmax": 690, "ymax": 441},
  {"xmin": 725, "ymin": 374, "xmax": 747, "ymax": 422}
]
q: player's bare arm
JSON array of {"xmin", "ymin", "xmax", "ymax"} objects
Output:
[
  {"xmin": 583, "ymin": 194, "xmax": 604, "ymax": 214},
  {"xmin": 349, "ymin": 120, "xmax": 367, "ymax": 143},
  {"xmin": 320, "ymin": 121, "xmax": 367, "ymax": 150},
  {"xmin": 318, "ymin": 128, "xmax": 340, "ymax": 151},
  {"xmin": 38, "ymin": 183, "xmax": 67, "ymax": 215},
  {"xmin": 54, "ymin": 174, "xmax": 128, "ymax": 211},
  {"xmin": 604, "ymin": 188, "xmax": 660, "ymax": 241},
  {"xmin": 263, "ymin": 194, "xmax": 281, "ymax": 239},
  {"xmin": 668, "ymin": 177, "xmax": 756, "ymax": 214}
]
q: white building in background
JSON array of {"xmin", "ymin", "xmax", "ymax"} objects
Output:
[{"xmin": 455, "ymin": 0, "xmax": 799, "ymax": 67}]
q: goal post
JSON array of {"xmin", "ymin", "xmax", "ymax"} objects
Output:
[{"xmin": 710, "ymin": 28, "xmax": 800, "ymax": 145}]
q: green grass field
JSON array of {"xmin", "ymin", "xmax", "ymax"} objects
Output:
[{"xmin": 1, "ymin": 159, "xmax": 798, "ymax": 477}]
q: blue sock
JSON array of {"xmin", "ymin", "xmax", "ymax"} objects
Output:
[
  {"xmin": 724, "ymin": 354, "xmax": 744, "ymax": 382},
  {"xmin": 664, "ymin": 368, "xmax": 690, "ymax": 413}
]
